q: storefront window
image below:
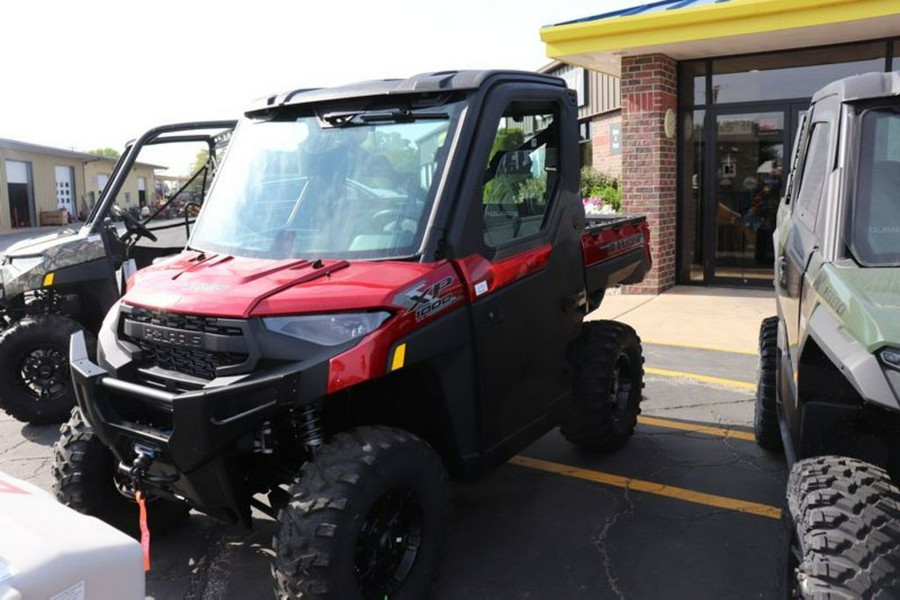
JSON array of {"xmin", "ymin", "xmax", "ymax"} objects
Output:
[
  {"xmin": 892, "ymin": 39, "xmax": 900, "ymax": 71},
  {"xmin": 680, "ymin": 61, "xmax": 707, "ymax": 106},
  {"xmin": 711, "ymin": 42, "xmax": 886, "ymax": 104},
  {"xmin": 677, "ymin": 40, "xmax": 891, "ymax": 287},
  {"xmin": 678, "ymin": 110, "xmax": 705, "ymax": 282}
]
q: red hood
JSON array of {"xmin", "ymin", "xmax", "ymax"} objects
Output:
[{"xmin": 125, "ymin": 251, "xmax": 440, "ymax": 318}]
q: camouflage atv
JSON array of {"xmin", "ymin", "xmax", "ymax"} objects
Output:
[{"xmin": 0, "ymin": 121, "xmax": 234, "ymax": 424}]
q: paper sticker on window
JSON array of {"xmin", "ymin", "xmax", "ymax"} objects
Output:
[
  {"xmin": 0, "ymin": 556, "xmax": 19, "ymax": 584},
  {"xmin": 51, "ymin": 580, "xmax": 86, "ymax": 600}
]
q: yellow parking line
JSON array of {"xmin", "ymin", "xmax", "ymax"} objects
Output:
[
  {"xmin": 643, "ymin": 339, "xmax": 757, "ymax": 356},
  {"xmin": 645, "ymin": 366, "xmax": 756, "ymax": 391},
  {"xmin": 510, "ymin": 455, "xmax": 781, "ymax": 520},
  {"xmin": 638, "ymin": 415, "xmax": 756, "ymax": 442}
]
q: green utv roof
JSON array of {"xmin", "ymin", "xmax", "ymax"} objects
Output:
[
  {"xmin": 815, "ymin": 264, "xmax": 900, "ymax": 352},
  {"xmin": 812, "ymin": 71, "xmax": 900, "ymax": 104}
]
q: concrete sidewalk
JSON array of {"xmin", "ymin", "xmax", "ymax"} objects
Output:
[{"xmin": 592, "ymin": 286, "xmax": 776, "ymax": 354}]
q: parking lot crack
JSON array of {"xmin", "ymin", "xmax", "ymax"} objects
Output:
[
  {"xmin": 593, "ymin": 486, "xmax": 635, "ymax": 600},
  {"xmin": 0, "ymin": 438, "xmax": 30, "ymax": 456},
  {"xmin": 28, "ymin": 457, "xmax": 49, "ymax": 479}
]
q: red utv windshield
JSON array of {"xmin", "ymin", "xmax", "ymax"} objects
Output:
[{"xmin": 190, "ymin": 101, "xmax": 464, "ymax": 260}]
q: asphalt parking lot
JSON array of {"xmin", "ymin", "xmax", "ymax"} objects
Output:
[
  {"xmin": 0, "ymin": 225, "xmax": 781, "ymax": 598},
  {"xmin": 0, "ymin": 334, "xmax": 787, "ymax": 599}
]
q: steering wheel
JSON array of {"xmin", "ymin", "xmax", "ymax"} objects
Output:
[
  {"xmin": 371, "ymin": 208, "xmax": 403, "ymax": 231},
  {"xmin": 113, "ymin": 205, "xmax": 158, "ymax": 242}
]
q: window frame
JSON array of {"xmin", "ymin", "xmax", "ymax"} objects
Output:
[
  {"xmin": 793, "ymin": 120, "xmax": 831, "ymax": 231},
  {"xmin": 478, "ymin": 99, "xmax": 562, "ymax": 250}
]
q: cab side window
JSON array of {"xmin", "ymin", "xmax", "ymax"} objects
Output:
[
  {"xmin": 480, "ymin": 102, "xmax": 559, "ymax": 246},
  {"xmin": 794, "ymin": 122, "xmax": 830, "ymax": 229}
]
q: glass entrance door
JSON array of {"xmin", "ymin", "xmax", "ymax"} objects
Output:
[{"xmin": 710, "ymin": 111, "xmax": 786, "ymax": 283}]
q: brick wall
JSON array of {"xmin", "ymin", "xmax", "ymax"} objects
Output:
[
  {"xmin": 620, "ymin": 54, "xmax": 677, "ymax": 294},
  {"xmin": 589, "ymin": 110, "xmax": 622, "ymax": 179}
]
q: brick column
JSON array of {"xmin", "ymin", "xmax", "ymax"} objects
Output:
[{"xmin": 620, "ymin": 54, "xmax": 677, "ymax": 294}]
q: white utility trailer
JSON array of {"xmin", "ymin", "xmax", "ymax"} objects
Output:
[{"xmin": 0, "ymin": 471, "xmax": 143, "ymax": 600}]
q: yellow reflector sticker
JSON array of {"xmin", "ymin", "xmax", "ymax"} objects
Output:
[
  {"xmin": 391, "ymin": 344, "xmax": 406, "ymax": 371},
  {"xmin": 43, "ymin": 272, "xmax": 54, "ymax": 287}
]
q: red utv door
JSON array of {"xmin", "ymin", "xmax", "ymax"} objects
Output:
[{"xmin": 451, "ymin": 88, "xmax": 584, "ymax": 460}]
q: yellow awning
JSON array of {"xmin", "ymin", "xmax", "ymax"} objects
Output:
[{"xmin": 541, "ymin": 0, "xmax": 900, "ymax": 76}]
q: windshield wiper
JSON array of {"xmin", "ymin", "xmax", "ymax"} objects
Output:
[
  {"xmin": 322, "ymin": 109, "xmax": 449, "ymax": 126},
  {"xmin": 359, "ymin": 110, "xmax": 448, "ymax": 123}
]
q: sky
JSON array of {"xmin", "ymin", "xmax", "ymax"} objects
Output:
[{"xmin": 1, "ymin": 0, "xmax": 641, "ymax": 174}]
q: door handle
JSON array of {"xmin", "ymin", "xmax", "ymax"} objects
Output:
[
  {"xmin": 485, "ymin": 304, "xmax": 505, "ymax": 327},
  {"xmin": 777, "ymin": 255, "xmax": 787, "ymax": 287}
]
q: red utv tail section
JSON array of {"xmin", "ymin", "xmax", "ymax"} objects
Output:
[{"xmin": 581, "ymin": 218, "xmax": 651, "ymax": 269}]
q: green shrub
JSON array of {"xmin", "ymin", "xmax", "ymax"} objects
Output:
[
  {"xmin": 581, "ymin": 167, "xmax": 622, "ymax": 212},
  {"xmin": 596, "ymin": 184, "xmax": 622, "ymax": 212}
]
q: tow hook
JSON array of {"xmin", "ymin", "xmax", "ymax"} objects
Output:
[
  {"xmin": 129, "ymin": 451, "xmax": 153, "ymax": 481},
  {"xmin": 118, "ymin": 446, "xmax": 178, "ymax": 487}
]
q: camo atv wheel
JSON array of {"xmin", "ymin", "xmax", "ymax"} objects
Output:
[
  {"xmin": 52, "ymin": 407, "xmax": 190, "ymax": 537},
  {"xmin": 560, "ymin": 320, "xmax": 644, "ymax": 452},
  {"xmin": 782, "ymin": 456, "xmax": 900, "ymax": 598},
  {"xmin": 754, "ymin": 316, "xmax": 783, "ymax": 451},
  {"xmin": 272, "ymin": 426, "xmax": 448, "ymax": 599},
  {"xmin": 0, "ymin": 315, "xmax": 94, "ymax": 425}
]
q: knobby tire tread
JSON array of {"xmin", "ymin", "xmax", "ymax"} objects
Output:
[
  {"xmin": 755, "ymin": 315, "xmax": 782, "ymax": 451},
  {"xmin": 560, "ymin": 320, "xmax": 644, "ymax": 452},
  {"xmin": 786, "ymin": 456, "xmax": 900, "ymax": 599}
]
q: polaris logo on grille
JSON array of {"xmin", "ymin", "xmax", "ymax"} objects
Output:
[{"xmin": 142, "ymin": 324, "xmax": 204, "ymax": 348}]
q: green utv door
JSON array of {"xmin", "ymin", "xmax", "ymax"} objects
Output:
[{"xmin": 776, "ymin": 98, "xmax": 837, "ymax": 431}]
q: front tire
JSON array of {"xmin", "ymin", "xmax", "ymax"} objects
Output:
[
  {"xmin": 0, "ymin": 315, "xmax": 93, "ymax": 424},
  {"xmin": 560, "ymin": 320, "xmax": 644, "ymax": 452},
  {"xmin": 754, "ymin": 316, "xmax": 782, "ymax": 451},
  {"xmin": 272, "ymin": 426, "xmax": 448, "ymax": 600},
  {"xmin": 52, "ymin": 408, "xmax": 190, "ymax": 537},
  {"xmin": 782, "ymin": 456, "xmax": 900, "ymax": 597}
]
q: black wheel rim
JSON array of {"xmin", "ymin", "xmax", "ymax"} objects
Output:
[
  {"xmin": 19, "ymin": 346, "xmax": 68, "ymax": 401},
  {"xmin": 610, "ymin": 352, "xmax": 634, "ymax": 420},
  {"xmin": 354, "ymin": 486, "xmax": 423, "ymax": 597}
]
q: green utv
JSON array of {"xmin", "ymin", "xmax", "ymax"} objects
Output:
[
  {"xmin": 756, "ymin": 71, "xmax": 900, "ymax": 597},
  {"xmin": 0, "ymin": 122, "xmax": 234, "ymax": 424}
]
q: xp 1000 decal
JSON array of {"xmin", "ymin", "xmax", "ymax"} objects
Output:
[{"xmin": 395, "ymin": 276, "xmax": 461, "ymax": 322}]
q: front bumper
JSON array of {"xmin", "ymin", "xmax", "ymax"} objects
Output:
[{"xmin": 69, "ymin": 330, "xmax": 329, "ymax": 524}]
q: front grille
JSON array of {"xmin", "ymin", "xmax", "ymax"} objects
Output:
[
  {"xmin": 127, "ymin": 306, "xmax": 243, "ymax": 336},
  {"xmin": 132, "ymin": 339, "xmax": 245, "ymax": 380},
  {"xmin": 122, "ymin": 307, "xmax": 248, "ymax": 380}
]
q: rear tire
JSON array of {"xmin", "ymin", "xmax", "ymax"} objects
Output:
[
  {"xmin": 560, "ymin": 320, "xmax": 644, "ymax": 452},
  {"xmin": 782, "ymin": 456, "xmax": 900, "ymax": 598},
  {"xmin": 754, "ymin": 316, "xmax": 783, "ymax": 451},
  {"xmin": 0, "ymin": 315, "xmax": 94, "ymax": 425},
  {"xmin": 272, "ymin": 426, "xmax": 448, "ymax": 600},
  {"xmin": 52, "ymin": 407, "xmax": 189, "ymax": 537}
]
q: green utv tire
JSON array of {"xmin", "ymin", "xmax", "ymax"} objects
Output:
[
  {"xmin": 754, "ymin": 316, "xmax": 783, "ymax": 452},
  {"xmin": 782, "ymin": 456, "xmax": 900, "ymax": 598},
  {"xmin": 560, "ymin": 320, "xmax": 644, "ymax": 452},
  {"xmin": 52, "ymin": 407, "xmax": 190, "ymax": 538},
  {"xmin": 272, "ymin": 426, "xmax": 448, "ymax": 600}
]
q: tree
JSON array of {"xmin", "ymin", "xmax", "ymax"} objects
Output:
[
  {"xmin": 89, "ymin": 147, "xmax": 120, "ymax": 159},
  {"xmin": 189, "ymin": 149, "xmax": 210, "ymax": 176}
]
